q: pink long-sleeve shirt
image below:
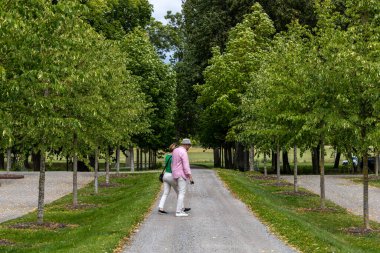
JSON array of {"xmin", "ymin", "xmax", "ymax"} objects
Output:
[{"xmin": 171, "ymin": 146, "xmax": 191, "ymax": 180}]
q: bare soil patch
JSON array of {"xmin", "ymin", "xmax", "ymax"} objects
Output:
[
  {"xmin": 276, "ymin": 191, "xmax": 315, "ymax": 197},
  {"xmin": 8, "ymin": 222, "xmax": 76, "ymax": 230},
  {"xmin": 342, "ymin": 227, "xmax": 380, "ymax": 236},
  {"xmin": 0, "ymin": 174, "xmax": 24, "ymax": 179},
  {"xmin": 0, "ymin": 239, "xmax": 14, "ymax": 246}
]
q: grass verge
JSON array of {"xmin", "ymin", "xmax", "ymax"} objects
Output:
[
  {"xmin": 218, "ymin": 169, "xmax": 380, "ymax": 253},
  {"xmin": 0, "ymin": 173, "xmax": 161, "ymax": 253},
  {"xmin": 351, "ymin": 176, "xmax": 380, "ymax": 188}
]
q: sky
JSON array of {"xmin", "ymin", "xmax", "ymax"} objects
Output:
[{"xmin": 149, "ymin": 0, "xmax": 182, "ymax": 24}]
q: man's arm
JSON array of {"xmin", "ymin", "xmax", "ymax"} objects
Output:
[{"xmin": 182, "ymin": 150, "xmax": 192, "ymax": 180}]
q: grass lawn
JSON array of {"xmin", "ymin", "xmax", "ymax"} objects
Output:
[
  {"xmin": 0, "ymin": 173, "xmax": 161, "ymax": 253},
  {"xmin": 351, "ymin": 176, "xmax": 380, "ymax": 188},
  {"xmin": 218, "ymin": 169, "xmax": 380, "ymax": 253}
]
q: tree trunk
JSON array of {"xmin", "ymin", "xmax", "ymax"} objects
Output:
[
  {"xmin": 148, "ymin": 149, "xmax": 151, "ymax": 169},
  {"xmin": 294, "ymin": 145, "xmax": 298, "ymax": 193},
  {"xmin": 72, "ymin": 135, "xmax": 78, "ymax": 207},
  {"xmin": 94, "ymin": 148, "xmax": 99, "ymax": 194},
  {"xmin": 224, "ymin": 145, "xmax": 228, "ymax": 168},
  {"xmin": 334, "ymin": 151, "xmax": 341, "ymax": 169},
  {"xmin": 24, "ymin": 152, "xmax": 31, "ymax": 170},
  {"xmin": 0, "ymin": 151, "xmax": 4, "ymax": 170},
  {"xmin": 105, "ymin": 149, "xmax": 110, "ymax": 185},
  {"xmin": 66, "ymin": 155, "xmax": 69, "ymax": 171},
  {"xmin": 123, "ymin": 150, "xmax": 128, "ymax": 168},
  {"xmin": 263, "ymin": 153, "xmax": 267, "ymax": 176},
  {"xmin": 249, "ymin": 146, "xmax": 254, "ymax": 171},
  {"xmin": 140, "ymin": 148, "xmax": 143, "ymax": 170},
  {"xmin": 312, "ymin": 146, "xmax": 320, "ymax": 174},
  {"xmin": 282, "ymin": 150, "xmax": 291, "ymax": 174},
  {"xmin": 6, "ymin": 148, "xmax": 11, "ymax": 173},
  {"xmin": 272, "ymin": 150, "xmax": 276, "ymax": 172},
  {"xmin": 363, "ymin": 153, "xmax": 370, "ymax": 229},
  {"xmin": 37, "ymin": 151, "xmax": 46, "ymax": 224},
  {"xmin": 213, "ymin": 148, "xmax": 221, "ymax": 167},
  {"xmin": 375, "ymin": 152, "xmax": 379, "ymax": 177},
  {"xmin": 235, "ymin": 142, "xmax": 248, "ymax": 171},
  {"xmin": 227, "ymin": 145, "xmax": 233, "ymax": 169},
  {"xmin": 130, "ymin": 147, "xmax": 134, "ymax": 172},
  {"xmin": 320, "ymin": 139, "xmax": 325, "ymax": 209},
  {"xmin": 221, "ymin": 146, "xmax": 224, "ymax": 168},
  {"xmin": 144, "ymin": 150, "xmax": 147, "ymax": 170},
  {"xmin": 116, "ymin": 146, "xmax": 120, "ymax": 175},
  {"xmin": 136, "ymin": 148, "xmax": 140, "ymax": 170},
  {"xmin": 154, "ymin": 150, "xmax": 157, "ymax": 169},
  {"xmin": 276, "ymin": 143, "xmax": 280, "ymax": 182}
]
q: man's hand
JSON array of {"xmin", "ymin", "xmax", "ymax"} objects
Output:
[{"xmin": 189, "ymin": 175, "xmax": 194, "ymax": 184}]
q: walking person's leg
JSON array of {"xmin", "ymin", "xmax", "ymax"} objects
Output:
[
  {"xmin": 176, "ymin": 177, "xmax": 188, "ymax": 217},
  {"xmin": 158, "ymin": 174, "xmax": 172, "ymax": 213}
]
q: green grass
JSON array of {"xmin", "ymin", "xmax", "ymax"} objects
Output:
[
  {"xmin": 218, "ymin": 169, "xmax": 380, "ymax": 253},
  {"xmin": 0, "ymin": 173, "xmax": 161, "ymax": 253},
  {"xmin": 351, "ymin": 176, "xmax": 380, "ymax": 188}
]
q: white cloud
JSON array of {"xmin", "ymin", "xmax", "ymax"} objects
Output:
[{"xmin": 149, "ymin": 0, "xmax": 182, "ymax": 24}]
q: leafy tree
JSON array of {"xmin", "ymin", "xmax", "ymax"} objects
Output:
[
  {"xmin": 84, "ymin": 0, "xmax": 153, "ymax": 39},
  {"xmin": 196, "ymin": 3, "xmax": 275, "ymax": 151},
  {"xmin": 121, "ymin": 29, "xmax": 177, "ymax": 152},
  {"xmin": 147, "ymin": 11, "xmax": 185, "ymax": 62}
]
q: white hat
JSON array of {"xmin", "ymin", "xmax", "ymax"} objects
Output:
[{"xmin": 181, "ymin": 138, "xmax": 192, "ymax": 145}]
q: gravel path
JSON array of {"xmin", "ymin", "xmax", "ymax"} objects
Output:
[
  {"xmin": 0, "ymin": 171, "xmax": 94, "ymax": 223},
  {"xmin": 283, "ymin": 175, "xmax": 380, "ymax": 222},
  {"xmin": 122, "ymin": 169, "xmax": 297, "ymax": 253}
]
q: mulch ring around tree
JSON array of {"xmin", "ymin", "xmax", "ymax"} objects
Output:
[
  {"xmin": 65, "ymin": 203, "xmax": 100, "ymax": 210},
  {"xmin": 0, "ymin": 239, "xmax": 14, "ymax": 246},
  {"xmin": 276, "ymin": 190, "xmax": 315, "ymax": 197},
  {"xmin": 247, "ymin": 175, "xmax": 277, "ymax": 180},
  {"xmin": 297, "ymin": 207, "xmax": 340, "ymax": 213},
  {"xmin": 99, "ymin": 182, "xmax": 121, "ymax": 188},
  {"xmin": 8, "ymin": 222, "xmax": 77, "ymax": 230},
  {"xmin": 0, "ymin": 174, "xmax": 24, "ymax": 179},
  {"xmin": 342, "ymin": 227, "xmax": 380, "ymax": 236}
]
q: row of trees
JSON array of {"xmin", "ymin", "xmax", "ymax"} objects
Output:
[
  {"xmin": 197, "ymin": 0, "xmax": 380, "ymax": 229},
  {"xmin": 0, "ymin": 0, "xmax": 176, "ymax": 223},
  {"xmin": 156, "ymin": 0, "xmax": 322, "ymax": 170}
]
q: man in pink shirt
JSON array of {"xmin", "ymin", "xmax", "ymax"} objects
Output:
[{"xmin": 171, "ymin": 138, "xmax": 194, "ymax": 217}]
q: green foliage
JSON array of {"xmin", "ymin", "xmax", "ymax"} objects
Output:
[
  {"xmin": 147, "ymin": 11, "xmax": 185, "ymax": 62},
  {"xmin": 122, "ymin": 29, "xmax": 177, "ymax": 149},
  {"xmin": 83, "ymin": 0, "xmax": 153, "ymax": 39},
  {"xmin": 0, "ymin": 0, "xmax": 147, "ymax": 157},
  {"xmin": 196, "ymin": 3, "xmax": 275, "ymax": 147}
]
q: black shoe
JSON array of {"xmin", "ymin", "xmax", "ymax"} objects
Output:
[
  {"xmin": 183, "ymin": 208, "xmax": 191, "ymax": 212},
  {"xmin": 158, "ymin": 209, "xmax": 168, "ymax": 214}
]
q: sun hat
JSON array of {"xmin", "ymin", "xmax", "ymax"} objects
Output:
[{"xmin": 181, "ymin": 138, "xmax": 192, "ymax": 145}]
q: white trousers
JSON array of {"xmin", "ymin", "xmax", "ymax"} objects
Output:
[
  {"xmin": 176, "ymin": 177, "xmax": 187, "ymax": 213},
  {"xmin": 158, "ymin": 173, "xmax": 178, "ymax": 210}
]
